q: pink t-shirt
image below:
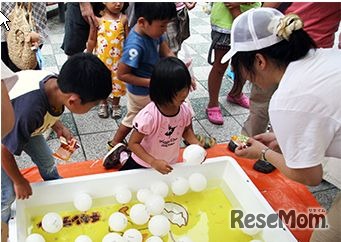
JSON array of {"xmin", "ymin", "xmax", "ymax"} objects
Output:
[
  {"xmin": 285, "ymin": 3, "xmax": 341, "ymax": 48},
  {"xmin": 131, "ymin": 101, "xmax": 192, "ymax": 167}
]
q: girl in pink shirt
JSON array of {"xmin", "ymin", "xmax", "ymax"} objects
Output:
[{"xmin": 103, "ymin": 57, "xmax": 202, "ymax": 174}]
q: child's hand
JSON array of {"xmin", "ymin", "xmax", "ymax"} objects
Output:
[
  {"xmin": 52, "ymin": 121, "xmax": 73, "ymax": 141},
  {"xmin": 13, "ymin": 177, "xmax": 32, "ymax": 199},
  {"xmin": 151, "ymin": 159, "xmax": 173, "ymax": 174}
]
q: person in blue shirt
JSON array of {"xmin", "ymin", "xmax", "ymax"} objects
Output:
[{"xmin": 106, "ymin": 3, "xmax": 176, "ymax": 153}]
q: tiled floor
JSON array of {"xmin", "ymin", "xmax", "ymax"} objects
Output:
[{"xmin": 16, "ymin": 3, "xmax": 339, "ymax": 210}]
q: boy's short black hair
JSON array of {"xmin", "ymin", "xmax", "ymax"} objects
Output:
[
  {"xmin": 134, "ymin": 2, "xmax": 176, "ymax": 24},
  {"xmin": 57, "ymin": 53, "xmax": 112, "ymax": 103},
  {"xmin": 150, "ymin": 57, "xmax": 191, "ymax": 106}
]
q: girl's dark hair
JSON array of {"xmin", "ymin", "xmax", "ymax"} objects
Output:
[
  {"xmin": 58, "ymin": 53, "xmax": 112, "ymax": 104},
  {"xmin": 96, "ymin": 3, "xmax": 129, "ymax": 17},
  {"xmin": 231, "ymin": 29, "xmax": 317, "ymax": 87},
  {"xmin": 150, "ymin": 57, "xmax": 192, "ymax": 106},
  {"xmin": 134, "ymin": 2, "xmax": 176, "ymax": 24}
]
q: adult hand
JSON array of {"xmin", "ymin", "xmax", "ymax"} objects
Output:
[
  {"xmin": 234, "ymin": 137, "xmax": 267, "ymax": 160},
  {"xmin": 254, "ymin": 132, "xmax": 281, "ymax": 153},
  {"xmin": 79, "ymin": 2, "xmax": 98, "ymax": 27},
  {"xmin": 13, "ymin": 178, "xmax": 32, "ymax": 199},
  {"xmin": 151, "ymin": 159, "xmax": 173, "ymax": 175}
]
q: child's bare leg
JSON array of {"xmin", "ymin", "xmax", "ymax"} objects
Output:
[{"xmin": 111, "ymin": 97, "xmax": 122, "ymax": 119}]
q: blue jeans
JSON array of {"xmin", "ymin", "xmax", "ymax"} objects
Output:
[{"xmin": 1, "ymin": 135, "xmax": 61, "ymax": 223}]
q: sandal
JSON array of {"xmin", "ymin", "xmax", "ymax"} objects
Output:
[
  {"xmin": 227, "ymin": 93, "xmax": 250, "ymax": 109},
  {"xmin": 206, "ymin": 107, "xmax": 224, "ymax": 125},
  {"xmin": 111, "ymin": 105, "xmax": 122, "ymax": 119},
  {"xmin": 196, "ymin": 134, "xmax": 216, "ymax": 149},
  {"xmin": 98, "ymin": 103, "xmax": 109, "ymax": 118},
  {"xmin": 183, "ymin": 134, "xmax": 216, "ymax": 149}
]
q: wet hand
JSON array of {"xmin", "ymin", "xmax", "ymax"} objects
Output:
[
  {"xmin": 14, "ymin": 178, "xmax": 32, "ymax": 200},
  {"xmin": 151, "ymin": 159, "xmax": 173, "ymax": 175}
]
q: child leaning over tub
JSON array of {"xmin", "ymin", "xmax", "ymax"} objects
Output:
[
  {"xmin": 105, "ymin": 57, "xmax": 203, "ymax": 174},
  {"xmin": 87, "ymin": 2, "xmax": 129, "ymax": 119}
]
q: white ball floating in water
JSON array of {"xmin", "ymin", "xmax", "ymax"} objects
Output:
[
  {"xmin": 42, "ymin": 212, "xmax": 63, "ymax": 233},
  {"xmin": 73, "ymin": 193, "xmax": 92, "ymax": 212},
  {"xmin": 148, "ymin": 215, "xmax": 170, "ymax": 237},
  {"xmin": 114, "ymin": 187, "xmax": 132, "ymax": 204},
  {"xmin": 123, "ymin": 228, "xmax": 142, "ymax": 242},
  {"xmin": 130, "ymin": 203, "xmax": 150, "ymax": 225},
  {"xmin": 150, "ymin": 181, "xmax": 169, "ymax": 198},
  {"xmin": 182, "ymin": 144, "xmax": 206, "ymax": 165},
  {"xmin": 145, "ymin": 236, "xmax": 163, "ymax": 242},
  {"xmin": 171, "ymin": 177, "xmax": 189, "ymax": 196},
  {"xmin": 25, "ymin": 233, "xmax": 45, "ymax": 242},
  {"xmin": 75, "ymin": 235, "xmax": 92, "ymax": 242},
  {"xmin": 102, "ymin": 232, "xmax": 125, "ymax": 242},
  {"xmin": 188, "ymin": 173, "xmax": 207, "ymax": 192},
  {"xmin": 145, "ymin": 194, "xmax": 165, "ymax": 215},
  {"xmin": 178, "ymin": 236, "xmax": 193, "ymax": 242},
  {"xmin": 108, "ymin": 212, "xmax": 128, "ymax": 232},
  {"xmin": 136, "ymin": 188, "xmax": 152, "ymax": 203}
]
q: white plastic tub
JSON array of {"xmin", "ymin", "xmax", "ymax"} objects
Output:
[{"xmin": 9, "ymin": 156, "xmax": 297, "ymax": 241}]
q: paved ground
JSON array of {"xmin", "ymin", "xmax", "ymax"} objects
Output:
[{"xmin": 16, "ymin": 3, "xmax": 339, "ymax": 210}]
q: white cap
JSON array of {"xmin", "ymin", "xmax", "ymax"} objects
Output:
[
  {"xmin": 1, "ymin": 60, "xmax": 18, "ymax": 91},
  {"xmin": 222, "ymin": 8, "xmax": 285, "ymax": 64}
]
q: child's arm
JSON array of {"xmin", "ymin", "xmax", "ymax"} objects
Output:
[
  {"xmin": 128, "ymin": 130, "xmax": 173, "ymax": 174},
  {"xmin": 182, "ymin": 124, "xmax": 202, "ymax": 146},
  {"xmin": 159, "ymin": 41, "xmax": 176, "ymax": 58},
  {"xmin": 86, "ymin": 17, "xmax": 98, "ymax": 53},
  {"xmin": 117, "ymin": 63, "xmax": 150, "ymax": 87},
  {"xmin": 1, "ymin": 144, "xmax": 32, "ymax": 199},
  {"xmin": 121, "ymin": 14, "xmax": 129, "ymax": 39}
]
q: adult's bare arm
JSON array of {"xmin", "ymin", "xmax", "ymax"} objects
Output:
[{"xmin": 79, "ymin": 2, "xmax": 98, "ymax": 27}]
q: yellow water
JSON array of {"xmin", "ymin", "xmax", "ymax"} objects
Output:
[{"xmin": 28, "ymin": 187, "xmax": 252, "ymax": 241}]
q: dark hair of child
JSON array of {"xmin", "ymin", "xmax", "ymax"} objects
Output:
[
  {"xmin": 231, "ymin": 29, "xmax": 317, "ymax": 92},
  {"xmin": 96, "ymin": 2, "xmax": 130, "ymax": 16},
  {"xmin": 150, "ymin": 57, "xmax": 192, "ymax": 106},
  {"xmin": 134, "ymin": 2, "xmax": 177, "ymax": 24},
  {"xmin": 57, "ymin": 53, "xmax": 112, "ymax": 103}
]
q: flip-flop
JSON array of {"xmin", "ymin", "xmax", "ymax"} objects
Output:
[{"xmin": 206, "ymin": 107, "xmax": 224, "ymax": 125}]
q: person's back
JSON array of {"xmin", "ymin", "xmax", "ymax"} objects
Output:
[
  {"xmin": 285, "ymin": 2, "xmax": 341, "ymax": 48},
  {"xmin": 106, "ymin": 2, "xmax": 176, "ymax": 155},
  {"xmin": 270, "ymin": 49, "xmax": 341, "ymax": 164}
]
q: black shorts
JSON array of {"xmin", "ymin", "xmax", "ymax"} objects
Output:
[
  {"xmin": 61, "ymin": 3, "xmax": 89, "ymax": 56},
  {"xmin": 207, "ymin": 30, "xmax": 231, "ymax": 64},
  {"xmin": 120, "ymin": 156, "xmax": 146, "ymax": 171}
]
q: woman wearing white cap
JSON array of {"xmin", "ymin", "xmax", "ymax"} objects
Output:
[{"xmin": 225, "ymin": 8, "xmax": 341, "ymax": 242}]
